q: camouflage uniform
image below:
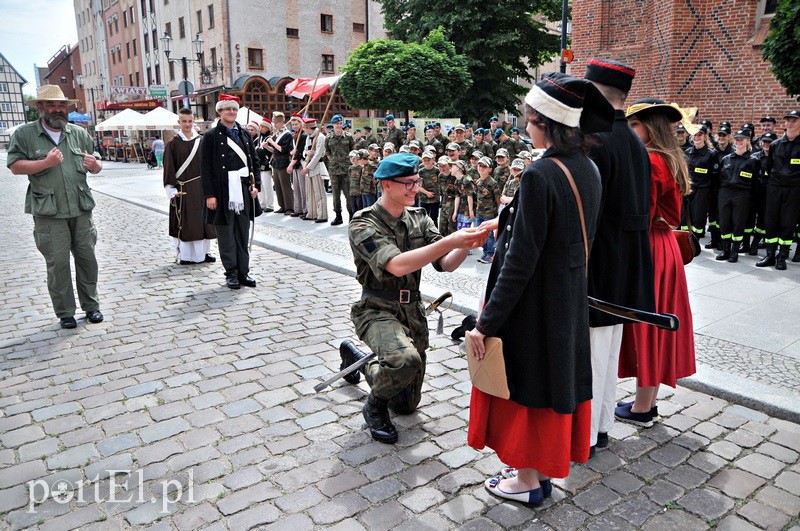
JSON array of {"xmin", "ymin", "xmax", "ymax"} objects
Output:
[
  {"xmin": 455, "ymin": 140, "xmax": 474, "ymax": 162},
  {"xmin": 475, "ymin": 176, "xmax": 501, "ymax": 219},
  {"xmin": 418, "ymin": 167, "xmax": 440, "ymax": 204},
  {"xmin": 493, "ymin": 165, "xmax": 512, "ymax": 187},
  {"xmin": 435, "ymin": 132, "xmax": 449, "ymax": 145},
  {"xmin": 325, "ymin": 132, "xmax": 356, "ymax": 217},
  {"xmin": 361, "ymin": 158, "xmax": 378, "ymax": 195},
  {"xmin": 473, "ymin": 141, "xmax": 495, "ymax": 159},
  {"xmin": 423, "ymin": 138, "xmax": 444, "ymax": 157},
  {"xmin": 348, "ymin": 163, "xmax": 364, "ymax": 214},
  {"xmin": 438, "ymin": 172, "xmax": 458, "ymax": 236},
  {"xmin": 497, "ymin": 138, "xmax": 520, "ymax": 160},
  {"xmin": 455, "ymin": 175, "xmax": 476, "ymax": 217},
  {"xmin": 502, "ymin": 176, "xmax": 521, "ymax": 198},
  {"xmin": 349, "ymin": 203, "xmax": 444, "ymax": 411},
  {"xmin": 384, "ymin": 127, "xmax": 405, "ymax": 150}
]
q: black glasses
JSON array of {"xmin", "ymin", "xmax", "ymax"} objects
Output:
[{"xmin": 388, "ymin": 178, "xmax": 422, "ymax": 190}]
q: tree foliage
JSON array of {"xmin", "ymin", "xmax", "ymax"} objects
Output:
[
  {"xmin": 762, "ymin": 0, "xmax": 800, "ymax": 100},
  {"xmin": 24, "ymin": 95, "xmax": 40, "ymax": 122},
  {"xmin": 339, "ymin": 29, "xmax": 471, "ymax": 116},
  {"xmin": 377, "ymin": 0, "xmax": 562, "ymax": 121}
]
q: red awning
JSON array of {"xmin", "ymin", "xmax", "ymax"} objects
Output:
[
  {"xmin": 171, "ymin": 93, "xmax": 198, "ymax": 101},
  {"xmin": 99, "ymin": 99, "xmax": 162, "ymax": 111}
]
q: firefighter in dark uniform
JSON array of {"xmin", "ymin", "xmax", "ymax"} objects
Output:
[
  {"xmin": 749, "ymin": 132, "xmax": 777, "ymax": 254},
  {"xmin": 716, "ymin": 130, "xmax": 760, "ymax": 263},
  {"xmin": 683, "ymin": 125, "xmax": 720, "ymax": 239},
  {"xmin": 753, "ymin": 117, "xmax": 777, "ymax": 153},
  {"xmin": 757, "ymin": 110, "xmax": 800, "ymax": 270},
  {"xmin": 700, "ymin": 119, "xmax": 715, "ymax": 148},
  {"xmin": 706, "ymin": 126, "xmax": 734, "ymax": 250},
  {"xmin": 676, "ymin": 123, "xmax": 692, "ymax": 150}
]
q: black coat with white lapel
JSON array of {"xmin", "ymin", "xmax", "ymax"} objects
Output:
[
  {"xmin": 475, "ymin": 150, "xmax": 602, "ymax": 414},
  {"xmin": 200, "ymin": 121, "xmax": 262, "ymax": 225}
]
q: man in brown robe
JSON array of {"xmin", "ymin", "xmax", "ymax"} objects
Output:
[{"xmin": 163, "ymin": 108, "xmax": 216, "ymax": 264}]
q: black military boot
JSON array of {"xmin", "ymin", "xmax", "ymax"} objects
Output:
[
  {"xmin": 331, "ymin": 211, "xmax": 343, "ymax": 226},
  {"xmin": 339, "ymin": 340, "xmax": 368, "ymax": 384},
  {"xmin": 793, "ymin": 246, "xmax": 800, "ymax": 263},
  {"xmin": 705, "ymin": 226, "xmax": 721, "ymax": 249},
  {"xmin": 728, "ymin": 242, "xmax": 740, "ymax": 263},
  {"xmin": 756, "ymin": 243, "xmax": 777, "ymax": 267},
  {"xmin": 363, "ymin": 393, "xmax": 398, "ymax": 444},
  {"xmin": 741, "ymin": 234, "xmax": 751, "ymax": 254},
  {"xmin": 748, "ymin": 235, "xmax": 761, "ymax": 256},
  {"xmin": 776, "ymin": 246, "xmax": 789, "ymax": 271},
  {"xmin": 716, "ymin": 241, "xmax": 731, "ymax": 261}
]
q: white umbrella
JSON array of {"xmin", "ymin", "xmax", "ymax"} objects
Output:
[
  {"xmin": 138, "ymin": 106, "xmax": 181, "ymax": 130},
  {"xmin": 96, "ymin": 108, "xmax": 148, "ymax": 131}
]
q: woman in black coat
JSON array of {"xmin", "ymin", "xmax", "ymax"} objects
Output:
[{"xmin": 467, "ymin": 73, "xmax": 614, "ymax": 506}]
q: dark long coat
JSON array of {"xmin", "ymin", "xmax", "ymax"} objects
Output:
[
  {"xmin": 587, "ymin": 109, "xmax": 656, "ymax": 327},
  {"xmin": 475, "ymin": 149, "xmax": 602, "ymax": 414},
  {"xmin": 200, "ymin": 121, "xmax": 262, "ymax": 225}
]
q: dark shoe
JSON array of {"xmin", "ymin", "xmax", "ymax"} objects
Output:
[
  {"xmin": 451, "ymin": 315, "xmax": 477, "ymax": 341},
  {"xmin": 776, "ymin": 253, "xmax": 787, "ymax": 271},
  {"xmin": 716, "ymin": 241, "xmax": 730, "ymax": 261},
  {"xmin": 756, "ymin": 245, "xmax": 777, "ymax": 267},
  {"xmin": 86, "ymin": 310, "xmax": 104, "ymax": 323},
  {"xmin": 284, "ymin": 210, "xmax": 295, "ymax": 216},
  {"xmin": 339, "ymin": 339, "xmax": 368, "ymax": 384},
  {"xmin": 331, "ymin": 213, "xmax": 344, "ymax": 226},
  {"xmin": 226, "ymin": 278, "xmax": 241, "ymax": 290},
  {"xmin": 60, "ymin": 316, "xmax": 77, "ymax": 329},
  {"xmin": 179, "ymin": 260, "xmax": 197, "ymax": 265},
  {"xmin": 741, "ymin": 235, "xmax": 751, "ymax": 254},
  {"xmin": 315, "ymin": 218, "xmax": 328, "ymax": 223},
  {"xmin": 290, "ymin": 211, "xmax": 303, "ymax": 217},
  {"xmin": 498, "ymin": 468, "xmax": 552, "ymax": 498},
  {"xmin": 265, "ymin": 208, "xmax": 274, "ymax": 213},
  {"xmin": 238, "ymin": 276, "xmax": 257, "ymax": 288},
  {"xmin": 596, "ymin": 432, "xmax": 609, "ymax": 448},
  {"xmin": 275, "ymin": 208, "xmax": 286, "ymax": 214},
  {"xmin": 204, "ymin": 254, "xmax": 217, "ymax": 263},
  {"xmin": 589, "ymin": 445, "xmax": 596, "ymax": 459},
  {"xmin": 614, "ymin": 404, "xmax": 655, "ymax": 428},
  {"xmin": 793, "ymin": 249, "xmax": 800, "ymax": 263},
  {"xmin": 616, "ymin": 400, "xmax": 659, "ymax": 418},
  {"xmin": 363, "ymin": 394, "xmax": 398, "ymax": 444},
  {"xmin": 484, "ymin": 475, "xmax": 544, "ymax": 506},
  {"xmin": 748, "ymin": 236, "xmax": 761, "ymax": 256},
  {"xmin": 728, "ymin": 242, "xmax": 740, "ymax": 263},
  {"xmin": 704, "ymin": 240, "xmax": 718, "ymax": 249}
]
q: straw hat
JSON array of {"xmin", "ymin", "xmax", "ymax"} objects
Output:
[{"xmin": 29, "ymin": 85, "xmax": 79, "ymax": 104}]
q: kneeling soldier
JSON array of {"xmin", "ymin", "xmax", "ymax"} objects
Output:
[{"xmin": 343, "ymin": 153, "xmax": 487, "ymax": 443}]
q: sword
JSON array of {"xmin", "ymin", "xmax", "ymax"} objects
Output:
[
  {"xmin": 589, "ymin": 297, "xmax": 680, "ymax": 331},
  {"xmin": 313, "ymin": 291, "xmax": 453, "ymax": 393}
]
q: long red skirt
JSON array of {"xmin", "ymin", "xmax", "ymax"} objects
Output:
[
  {"xmin": 618, "ymin": 224, "xmax": 696, "ymax": 387},
  {"xmin": 467, "ymin": 387, "xmax": 591, "ymax": 478}
]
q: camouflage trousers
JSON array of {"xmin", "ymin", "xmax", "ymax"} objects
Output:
[
  {"xmin": 352, "ymin": 299, "xmax": 429, "ymax": 413},
  {"xmin": 439, "ymin": 197, "xmax": 457, "ymax": 237}
]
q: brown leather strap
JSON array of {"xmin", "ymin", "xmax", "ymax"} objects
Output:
[{"xmin": 551, "ymin": 158, "xmax": 589, "ymax": 276}]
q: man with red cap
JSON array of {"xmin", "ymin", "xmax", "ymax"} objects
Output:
[
  {"xmin": 200, "ymin": 94, "xmax": 261, "ymax": 289},
  {"xmin": 583, "ymin": 58, "xmax": 655, "ymax": 456},
  {"xmin": 300, "ymin": 116, "xmax": 329, "ymax": 222}
]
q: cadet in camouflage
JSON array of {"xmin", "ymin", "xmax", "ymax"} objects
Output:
[
  {"xmin": 437, "ymin": 156, "xmax": 458, "ymax": 236},
  {"xmin": 325, "ymin": 114, "xmax": 356, "ymax": 225}
]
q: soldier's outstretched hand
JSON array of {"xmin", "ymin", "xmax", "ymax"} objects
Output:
[{"xmin": 448, "ymin": 226, "xmax": 489, "ymax": 250}]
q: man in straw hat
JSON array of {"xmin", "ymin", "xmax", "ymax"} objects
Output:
[{"xmin": 7, "ymin": 85, "xmax": 104, "ymax": 329}]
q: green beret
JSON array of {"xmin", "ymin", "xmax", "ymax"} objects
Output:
[{"xmin": 373, "ymin": 153, "xmax": 420, "ymax": 180}]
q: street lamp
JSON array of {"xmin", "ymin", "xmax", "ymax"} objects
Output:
[{"xmin": 161, "ymin": 31, "xmax": 204, "ymax": 109}]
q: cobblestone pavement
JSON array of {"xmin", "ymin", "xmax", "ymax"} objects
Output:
[{"xmin": 2, "ymin": 165, "xmax": 800, "ymax": 530}]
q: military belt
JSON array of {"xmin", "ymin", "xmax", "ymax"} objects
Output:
[{"xmin": 361, "ymin": 289, "xmax": 422, "ymax": 304}]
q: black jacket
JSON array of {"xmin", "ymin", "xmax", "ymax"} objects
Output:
[
  {"xmin": 200, "ymin": 121, "xmax": 261, "ymax": 224},
  {"xmin": 767, "ymin": 135, "xmax": 800, "ymax": 187},
  {"xmin": 269, "ymin": 128, "xmax": 294, "ymax": 169},
  {"xmin": 475, "ymin": 150, "xmax": 601, "ymax": 413},
  {"xmin": 685, "ymin": 145, "xmax": 719, "ymax": 189},
  {"xmin": 720, "ymin": 150, "xmax": 758, "ymax": 190},
  {"xmin": 587, "ymin": 110, "xmax": 656, "ymax": 327},
  {"xmin": 752, "ymin": 150, "xmax": 770, "ymax": 186}
]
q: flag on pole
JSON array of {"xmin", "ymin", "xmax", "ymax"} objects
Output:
[{"xmin": 285, "ymin": 74, "xmax": 343, "ymax": 102}]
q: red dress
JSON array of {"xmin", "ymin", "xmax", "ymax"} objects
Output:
[
  {"xmin": 468, "ymin": 389, "xmax": 591, "ymax": 478},
  {"xmin": 618, "ymin": 153, "xmax": 696, "ymax": 386}
]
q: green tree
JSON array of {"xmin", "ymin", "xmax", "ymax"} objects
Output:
[
  {"xmin": 24, "ymin": 95, "xmax": 40, "ymax": 122},
  {"xmin": 339, "ymin": 29, "xmax": 471, "ymax": 117},
  {"xmin": 377, "ymin": 0, "xmax": 562, "ymax": 121},
  {"xmin": 762, "ymin": 0, "xmax": 800, "ymax": 100}
]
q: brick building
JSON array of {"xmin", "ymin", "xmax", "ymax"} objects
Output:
[
  {"xmin": 42, "ymin": 45, "xmax": 86, "ymax": 115},
  {"xmin": 570, "ymin": 0, "xmax": 797, "ymax": 129}
]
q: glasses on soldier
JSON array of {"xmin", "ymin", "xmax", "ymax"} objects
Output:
[{"xmin": 388, "ymin": 178, "xmax": 422, "ymax": 190}]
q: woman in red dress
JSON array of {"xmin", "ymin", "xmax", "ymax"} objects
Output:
[
  {"xmin": 467, "ymin": 73, "xmax": 615, "ymax": 506},
  {"xmin": 615, "ymin": 99, "xmax": 696, "ymax": 428}
]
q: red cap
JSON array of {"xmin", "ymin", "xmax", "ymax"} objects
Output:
[
  {"xmin": 219, "ymin": 94, "xmax": 240, "ymax": 102},
  {"xmin": 261, "ymin": 118, "xmax": 272, "ymax": 125},
  {"xmin": 302, "ymin": 116, "xmax": 318, "ymax": 126},
  {"xmin": 291, "ymin": 113, "xmax": 303, "ymax": 119},
  {"xmin": 249, "ymin": 120, "xmax": 259, "ymax": 127}
]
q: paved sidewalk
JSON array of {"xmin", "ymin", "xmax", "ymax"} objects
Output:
[
  {"xmin": 82, "ymin": 161, "xmax": 800, "ymax": 421},
  {"xmin": 1, "ymin": 163, "xmax": 799, "ymax": 530}
]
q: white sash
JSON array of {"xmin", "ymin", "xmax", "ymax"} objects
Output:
[
  {"xmin": 176, "ymin": 137, "xmax": 201, "ymax": 179},
  {"xmin": 226, "ymin": 136, "xmax": 249, "ymax": 168},
  {"xmin": 226, "ymin": 136, "xmax": 250, "ymax": 214}
]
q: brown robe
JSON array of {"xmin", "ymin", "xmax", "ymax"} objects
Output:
[{"xmin": 163, "ymin": 134, "xmax": 216, "ymax": 242}]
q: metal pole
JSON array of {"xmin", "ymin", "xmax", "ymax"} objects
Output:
[
  {"xmin": 182, "ymin": 57, "xmax": 190, "ymax": 109},
  {"xmin": 560, "ymin": 0, "xmax": 568, "ymax": 73}
]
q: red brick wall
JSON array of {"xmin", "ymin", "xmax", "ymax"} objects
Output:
[{"xmin": 571, "ymin": 0, "xmax": 797, "ymax": 131}]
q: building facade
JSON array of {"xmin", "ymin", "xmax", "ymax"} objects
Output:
[
  {"xmin": 0, "ymin": 52, "xmax": 27, "ymax": 145},
  {"xmin": 42, "ymin": 45, "xmax": 86, "ymax": 115},
  {"xmin": 571, "ymin": 0, "xmax": 796, "ymax": 127}
]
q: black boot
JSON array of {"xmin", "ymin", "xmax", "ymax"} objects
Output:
[
  {"xmin": 705, "ymin": 226, "xmax": 721, "ymax": 249},
  {"xmin": 793, "ymin": 246, "xmax": 800, "ymax": 263},
  {"xmin": 331, "ymin": 211, "xmax": 343, "ymax": 226},
  {"xmin": 756, "ymin": 244, "xmax": 777, "ymax": 267},
  {"xmin": 363, "ymin": 393, "xmax": 398, "ymax": 443},
  {"xmin": 728, "ymin": 242, "xmax": 740, "ymax": 263},
  {"xmin": 716, "ymin": 241, "xmax": 731, "ymax": 261},
  {"xmin": 748, "ymin": 235, "xmax": 761, "ymax": 256},
  {"xmin": 339, "ymin": 339, "xmax": 368, "ymax": 384},
  {"xmin": 741, "ymin": 234, "xmax": 751, "ymax": 254},
  {"xmin": 776, "ymin": 246, "xmax": 789, "ymax": 271}
]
